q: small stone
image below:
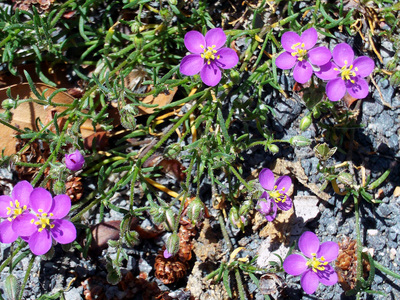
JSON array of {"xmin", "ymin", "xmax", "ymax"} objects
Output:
[
  {"xmin": 390, "ymin": 248, "xmax": 397, "ymax": 260},
  {"xmin": 367, "ymin": 229, "xmax": 379, "ymax": 236}
]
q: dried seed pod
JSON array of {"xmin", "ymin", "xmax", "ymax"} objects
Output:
[
  {"xmin": 335, "ymin": 237, "xmax": 371, "ymax": 291},
  {"xmin": 154, "ymin": 250, "xmax": 189, "ymax": 284},
  {"xmin": 65, "ymin": 176, "xmax": 83, "ymax": 203},
  {"xmin": 177, "ymin": 218, "xmax": 197, "ymax": 262}
]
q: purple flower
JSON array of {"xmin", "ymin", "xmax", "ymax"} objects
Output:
[
  {"xmin": 0, "ymin": 181, "xmax": 33, "ymax": 243},
  {"xmin": 65, "ymin": 150, "xmax": 85, "ymax": 171},
  {"xmin": 258, "ymin": 168, "xmax": 293, "ymax": 215},
  {"xmin": 283, "ymin": 231, "xmax": 339, "ymax": 294},
  {"xmin": 315, "ymin": 43, "xmax": 374, "ymax": 101},
  {"xmin": 275, "ymin": 28, "xmax": 331, "ymax": 84},
  {"xmin": 179, "ymin": 28, "xmax": 239, "ymax": 87},
  {"xmin": 13, "ymin": 188, "xmax": 76, "ymax": 255}
]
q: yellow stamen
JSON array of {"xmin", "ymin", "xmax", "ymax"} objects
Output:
[{"xmin": 306, "ymin": 254, "xmax": 328, "ymax": 272}]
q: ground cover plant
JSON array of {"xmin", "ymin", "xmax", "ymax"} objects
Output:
[{"xmin": 0, "ymin": 0, "xmax": 399, "ymax": 299}]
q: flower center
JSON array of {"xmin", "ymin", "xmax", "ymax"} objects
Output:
[
  {"xmin": 200, "ymin": 44, "xmax": 220, "ymax": 65},
  {"xmin": 31, "ymin": 209, "xmax": 54, "ymax": 232},
  {"xmin": 335, "ymin": 60, "xmax": 358, "ymax": 83},
  {"xmin": 306, "ymin": 253, "xmax": 328, "ymax": 272},
  {"xmin": 269, "ymin": 186, "xmax": 287, "ymax": 203},
  {"xmin": 6, "ymin": 200, "xmax": 27, "ymax": 221},
  {"xmin": 291, "ymin": 42, "xmax": 307, "ymax": 61}
]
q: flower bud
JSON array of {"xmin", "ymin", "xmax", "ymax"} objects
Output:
[
  {"xmin": 239, "ymin": 200, "xmax": 252, "ymax": 216},
  {"xmin": 312, "ymin": 107, "xmax": 321, "ymax": 118},
  {"xmin": 124, "ymin": 230, "xmax": 140, "ymax": 247},
  {"xmin": 130, "ymin": 21, "xmax": 141, "ymax": 34},
  {"xmin": 168, "ymin": 0, "xmax": 177, "ymax": 5},
  {"xmin": 65, "ymin": 150, "xmax": 85, "ymax": 171},
  {"xmin": 0, "ymin": 111, "xmax": 12, "ymax": 122},
  {"xmin": 4, "ymin": 275, "xmax": 19, "ymax": 300},
  {"xmin": 289, "ymin": 135, "xmax": 311, "ymax": 147},
  {"xmin": 120, "ymin": 104, "xmax": 138, "ymax": 130},
  {"xmin": 164, "ymin": 209, "xmax": 178, "ymax": 231},
  {"xmin": 166, "ymin": 233, "xmax": 180, "ymax": 257},
  {"xmin": 2, "ymin": 99, "xmax": 14, "ymax": 110},
  {"xmin": 150, "ymin": 206, "xmax": 166, "ymax": 224},
  {"xmin": 164, "ymin": 143, "xmax": 181, "ymax": 159},
  {"xmin": 187, "ymin": 197, "xmax": 204, "ymax": 224},
  {"xmin": 53, "ymin": 180, "xmax": 66, "ymax": 195},
  {"xmin": 299, "ymin": 115, "xmax": 312, "ymax": 131},
  {"xmin": 268, "ymin": 144, "xmax": 279, "ymax": 153},
  {"xmin": 229, "ymin": 206, "xmax": 240, "ymax": 228}
]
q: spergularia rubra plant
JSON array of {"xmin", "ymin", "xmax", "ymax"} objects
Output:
[
  {"xmin": 315, "ymin": 43, "xmax": 374, "ymax": 101},
  {"xmin": 275, "ymin": 28, "xmax": 331, "ymax": 84},
  {"xmin": 283, "ymin": 231, "xmax": 339, "ymax": 294},
  {"xmin": 180, "ymin": 28, "xmax": 239, "ymax": 86}
]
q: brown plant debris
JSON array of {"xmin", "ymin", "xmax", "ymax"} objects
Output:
[{"xmin": 335, "ymin": 237, "xmax": 371, "ymax": 291}]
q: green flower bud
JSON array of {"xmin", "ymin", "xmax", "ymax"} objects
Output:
[
  {"xmin": 268, "ymin": 144, "xmax": 279, "ymax": 153},
  {"xmin": 289, "ymin": 135, "xmax": 311, "ymax": 147},
  {"xmin": 107, "ymin": 239, "xmax": 120, "ymax": 248},
  {"xmin": 312, "ymin": 108, "xmax": 321, "ymax": 119},
  {"xmin": 53, "ymin": 180, "xmax": 66, "ymax": 195},
  {"xmin": 230, "ymin": 69, "xmax": 240, "ymax": 84},
  {"xmin": 239, "ymin": 200, "xmax": 252, "ymax": 216},
  {"xmin": 187, "ymin": 198, "xmax": 204, "ymax": 224},
  {"xmin": 150, "ymin": 206, "xmax": 166, "ymax": 224},
  {"xmin": 168, "ymin": 0, "xmax": 177, "ymax": 5},
  {"xmin": 299, "ymin": 114, "xmax": 312, "ymax": 131},
  {"xmin": 229, "ymin": 206, "xmax": 240, "ymax": 228},
  {"xmin": 5, "ymin": 275, "xmax": 19, "ymax": 300},
  {"xmin": 0, "ymin": 111, "xmax": 12, "ymax": 122},
  {"xmin": 164, "ymin": 143, "xmax": 182, "ymax": 159},
  {"xmin": 130, "ymin": 21, "xmax": 141, "ymax": 34},
  {"xmin": 124, "ymin": 230, "xmax": 140, "ymax": 247},
  {"xmin": 166, "ymin": 233, "xmax": 180, "ymax": 256},
  {"xmin": 120, "ymin": 104, "xmax": 138, "ymax": 130},
  {"xmin": 164, "ymin": 209, "xmax": 178, "ymax": 231},
  {"xmin": 2, "ymin": 99, "xmax": 14, "ymax": 110}
]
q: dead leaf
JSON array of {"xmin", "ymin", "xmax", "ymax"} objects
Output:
[
  {"xmin": 0, "ymin": 83, "xmax": 95, "ymax": 156},
  {"xmin": 84, "ymin": 131, "xmax": 109, "ymax": 151},
  {"xmin": 143, "ymin": 152, "xmax": 186, "ymax": 181},
  {"xmin": 271, "ymin": 158, "xmax": 330, "ymax": 201},
  {"xmin": 259, "ymin": 206, "xmax": 295, "ymax": 243},
  {"xmin": 137, "ymin": 87, "xmax": 178, "ymax": 115},
  {"xmin": 90, "ymin": 220, "xmax": 121, "ymax": 256}
]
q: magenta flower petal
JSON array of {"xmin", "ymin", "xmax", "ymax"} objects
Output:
[
  {"xmin": 257, "ymin": 194, "xmax": 272, "ymax": 215},
  {"xmin": 275, "ymin": 51, "xmax": 297, "ymax": 70},
  {"xmin": 299, "ymin": 231, "xmax": 320, "ymax": 258},
  {"xmin": 164, "ymin": 249, "xmax": 173, "ymax": 259},
  {"xmin": 200, "ymin": 63, "xmax": 221, "ymax": 86},
  {"xmin": 317, "ymin": 241, "xmax": 339, "ymax": 262},
  {"xmin": 346, "ymin": 76, "xmax": 369, "ymax": 99},
  {"xmin": 353, "ymin": 56, "xmax": 374, "ymax": 77},
  {"xmin": 50, "ymin": 195, "xmax": 71, "ymax": 219},
  {"xmin": 30, "ymin": 188, "xmax": 53, "ymax": 213},
  {"xmin": 293, "ymin": 60, "xmax": 313, "ymax": 84},
  {"xmin": 275, "ymin": 175, "xmax": 292, "ymax": 191},
  {"xmin": 308, "ymin": 47, "xmax": 332, "ymax": 66},
  {"xmin": 265, "ymin": 202, "xmax": 278, "ymax": 221},
  {"xmin": 283, "ymin": 254, "xmax": 307, "ymax": 276},
  {"xmin": 326, "ymin": 77, "xmax": 346, "ymax": 101},
  {"xmin": 300, "ymin": 28, "xmax": 318, "ymax": 50},
  {"xmin": 12, "ymin": 213, "xmax": 37, "ymax": 236},
  {"xmin": 314, "ymin": 62, "xmax": 340, "ymax": 81},
  {"xmin": 259, "ymin": 168, "xmax": 275, "ymax": 190},
  {"xmin": 215, "ymin": 48, "xmax": 239, "ymax": 69},
  {"xmin": 180, "ymin": 54, "xmax": 204, "ymax": 76},
  {"xmin": 184, "ymin": 31, "xmax": 206, "ymax": 54},
  {"xmin": 29, "ymin": 230, "xmax": 52, "ymax": 255},
  {"xmin": 317, "ymin": 264, "xmax": 338, "ymax": 286},
  {"xmin": 205, "ymin": 28, "xmax": 226, "ymax": 50},
  {"xmin": 281, "ymin": 31, "xmax": 301, "ymax": 53},
  {"xmin": 0, "ymin": 195, "xmax": 12, "ymax": 217},
  {"xmin": 332, "ymin": 43, "xmax": 354, "ymax": 67},
  {"xmin": 0, "ymin": 220, "xmax": 18, "ymax": 243},
  {"xmin": 51, "ymin": 219, "xmax": 76, "ymax": 244},
  {"xmin": 11, "ymin": 180, "xmax": 33, "ymax": 206},
  {"xmin": 301, "ymin": 270, "xmax": 319, "ymax": 294},
  {"xmin": 276, "ymin": 196, "xmax": 292, "ymax": 211}
]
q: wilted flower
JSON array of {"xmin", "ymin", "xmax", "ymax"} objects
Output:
[
  {"xmin": 0, "ymin": 181, "xmax": 33, "ymax": 243},
  {"xmin": 13, "ymin": 188, "xmax": 76, "ymax": 255},
  {"xmin": 315, "ymin": 43, "xmax": 374, "ymax": 101},
  {"xmin": 65, "ymin": 150, "xmax": 85, "ymax": 171},
  {"xmin": 259, "ymin": 168, "xmax": 293, "ymax": 214},
  {"xmin": 275, "ymin": 28, "xmax": 331, "ymax": 84},
  {"xmin": 257, "ymin": 191, "xmax": 277, "ymax": 221},
  {"xmin": 283, "ymin": 231, "xmax": 339, "ymax": 294},
  {"xmin": 180, "ymin": 28, "xmax": 239, "ymax": 86},
  {"xmin": 163, "ymin": 249, "xmax": 173, "ymax": 259}
]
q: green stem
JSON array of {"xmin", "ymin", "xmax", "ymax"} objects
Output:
[
  {"xmin": 0, "ymin": 243, "xmax": 25, "ymax": 272},
  {"xmin": 218, "ymin": 213, "xmax": 232, "ymax": 251},
  {"xmin": 354, "ymin": 195, "xmax": 363, "ymax": 299},
  {"xmin": 0, "ymin": 118, "xmax": 24, "ymax": 133},
  {"xmin": 374, "ymin": 260, "xmax": 400, "ymax": 280},
  {"xmin": 18, "ymin": 255, "xmax": 35, "ymax": 300},
  {"xmin": 229, "ymin": 165, "xmax": 252, "ymax": 191}
]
